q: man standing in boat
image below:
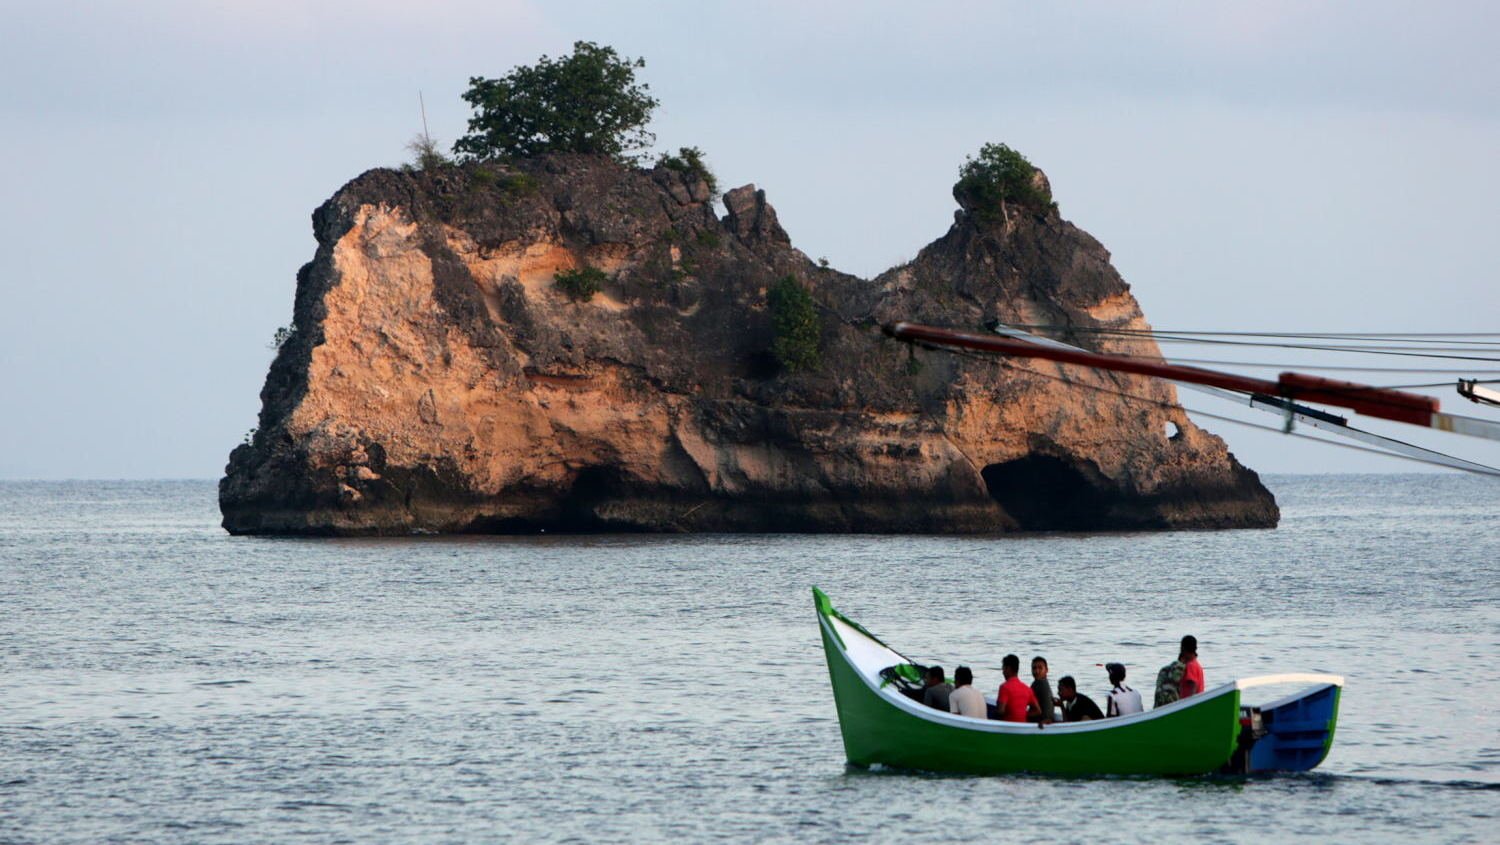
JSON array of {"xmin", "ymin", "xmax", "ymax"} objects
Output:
[
  {"xmin": 1179, "ymin": 636, "xmax": 1204, "ymax": 699},
  {"xmin": 1155, "ymin": 635, "xmax": 1205, "ymax": 707}
]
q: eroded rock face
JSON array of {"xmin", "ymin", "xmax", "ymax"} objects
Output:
[{"xmin": 220, "ymin": 154, "xmax": 1277, "ymax": 534}]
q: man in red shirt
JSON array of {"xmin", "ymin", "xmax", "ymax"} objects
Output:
[
  {"xmin": 1179, "ymin": 635, "xmax": 1205, "ymax": 699},
  {"xmin": 996, "ymin": 653, "xmax": 1040, "ymax": 722}
]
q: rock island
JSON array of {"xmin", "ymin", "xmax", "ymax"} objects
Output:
[{"xmin": 219, "ymin": 152, "xmax": 1277, "ymax": 534}]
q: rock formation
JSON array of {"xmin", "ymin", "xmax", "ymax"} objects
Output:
[{"xmin": 220, "ymin": 153, "xmax": 1278, "ymax": 534}]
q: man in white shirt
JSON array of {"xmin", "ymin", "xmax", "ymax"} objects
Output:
[
  {"xmin": 948, "ymin": 666, "xmax": 988, "ymax": 719},
  {"xmin": 1104, "ymin": 662, "xmax": 1143, "ymax": 717}
]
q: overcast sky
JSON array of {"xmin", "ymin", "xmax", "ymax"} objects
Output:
[{"xmin": 3, "ymin": 1, "xmax": 1498, "ymax": 479}]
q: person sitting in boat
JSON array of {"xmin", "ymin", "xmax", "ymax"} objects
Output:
[
  {"xmin": 1154, "ymin": 635, "xmax": 1205, "ymax": 708},
  {"xmin": 1104, "ymin": 662, "xmax": 1143, "ymax": 717},
  {"xmin": 921, "ymin": 665, "xmax": 954, "ymax": 712},
  {"xmin": 1029, "ymin": 656, "xmax": 1056, "ymax": 724},
  {"xmin": 996, "ymin": 654, "xmax": 1041, "ymax": 723},
  {"xmin": 1055, "ymin": 675, "xmax": 1104, "ymax": 721},
  {"xmin": 948, "ymin": 666, "xmax": 988, "ymax": 719}
]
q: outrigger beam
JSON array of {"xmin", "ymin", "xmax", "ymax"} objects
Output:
[
  {"xmin": 886, "ymin": 321, "xmax": 1500, "ymax": 443},
  {"xmin": 988, "ymin": 323, "xmax": 1500, "ymax": 475},
  {"xmin": 1459, "ymin": 379, "xmax": 1500, "ymax": 408}
]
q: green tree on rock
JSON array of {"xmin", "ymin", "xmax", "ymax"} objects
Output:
[
  {"xmin": 954, "ymin": 142, "xmax": 1055, "ymax": 223},
  {"xmin": 769, "ymin": 275, "xmax": 821, "ymax": 372},
  {"xmin": 454, "ymin": 41, "xmax": 660, "ymax": 162}
]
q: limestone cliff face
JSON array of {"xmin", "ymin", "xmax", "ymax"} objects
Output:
[{"xmin": 220, "ymin": 154, "xmax": 1277, "ymax": 534}]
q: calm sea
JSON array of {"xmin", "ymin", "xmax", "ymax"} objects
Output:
[{"xmin": 1, "ymin": 476, "xmax": 1496, "ymax": 843}]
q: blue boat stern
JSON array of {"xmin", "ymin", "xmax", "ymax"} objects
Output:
[{"xmin": 1239, "ymin": 683, "xmax": 1342, "ymax": 773}]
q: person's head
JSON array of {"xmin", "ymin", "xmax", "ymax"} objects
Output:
[
  {"xmin": 1180, "ymin": 635, "xmax": 1198, "ymax": 660},
  {"xmin": 926, "ymin": 665, "xmax": 945, "ymax": 687},
  {"xmin": 1106, "ymin": 662, "xmax": 1126, "ymax": 686},
  {"xmin": 954, "ymin": 666, "xmax": 973, "ymax": 687},
  {"xmin": 1002, "ymin": 654, "xmax": 1020, "ymax": 678},
  {"xmin": 1057, "ymin": 675, "xmax": 1077, "ymax": 701},
  {"xmin": 1031, "ymin": 656, "xmax": 1048, "ymax": 680}
]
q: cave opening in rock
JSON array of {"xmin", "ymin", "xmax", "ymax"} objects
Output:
[
  {"xmin": 981, "ymin": 455, "xmax": 1111, "ymax": 531},
  {"xmin": 558, "ymin": 466, "xmax": 621, "ymax": 530}
]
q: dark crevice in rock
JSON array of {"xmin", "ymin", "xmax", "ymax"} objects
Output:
[{"xmin": 982, "ymin": 454, "xmax": 1126, "ymax": 531}]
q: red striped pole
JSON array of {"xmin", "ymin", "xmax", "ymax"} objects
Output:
[{"xmin": 885, "ymin": 322, "xmax": 1444, "ymax": 429}]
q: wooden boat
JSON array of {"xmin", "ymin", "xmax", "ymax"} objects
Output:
[{"xmin": 815, "ymin": 587, "xmax": 1343, "ymax": 776}]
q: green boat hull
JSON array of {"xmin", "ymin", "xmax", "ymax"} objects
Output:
[{"xmin": 815, "ymin": 588, "xmax": 1339, "ymax": 777}]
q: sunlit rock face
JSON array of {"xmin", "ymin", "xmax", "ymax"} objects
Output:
[{"xmin": 219, "ymin": 154, "xmax": 1277, "ymax": 535}]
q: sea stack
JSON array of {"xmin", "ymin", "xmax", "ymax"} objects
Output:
[{"xmin": 220, "ymin": 154, "xmax": 1278, "ymax": 534}]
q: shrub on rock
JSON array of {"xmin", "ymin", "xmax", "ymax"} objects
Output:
[
  {"xmin": 769, "ymin": 275, "xmax": 821, "ymax": 372},
  {"xmin": 655, "ymin": 146, "xmax": 717, "ymax": 195},
  {"xmin": 555, "ymin": 266, "xmax": 607, "ymax": 302}
]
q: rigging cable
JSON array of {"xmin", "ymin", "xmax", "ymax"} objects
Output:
[
  {"xmin": 1033, "ymin": 332, "xmax": 1500, "ymax": 363},
  {"xmin": 1001, "ymin": 325, "xmax": 1500, "ymax": 341},
  {"xmin": 1369, "ymin": 379, "xmax": 1500, "ymax": 390},
  {"xmin": 1106, "ymin": 357, "xmax": 1500, "ymax": 376}
]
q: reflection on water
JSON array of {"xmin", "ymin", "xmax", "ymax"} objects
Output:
[{"xmin": 0, "ymin": 475, "xmax": 1496, "ymax": 843}]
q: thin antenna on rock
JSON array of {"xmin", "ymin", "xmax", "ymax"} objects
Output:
[{"xmin": 419, "ymin": 91, "xmax": 431, "ymax": 145}]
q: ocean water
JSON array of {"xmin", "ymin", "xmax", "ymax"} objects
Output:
[{"xmin": 0, "ymin": 476, "xmax": 1496, "ymax": 844}]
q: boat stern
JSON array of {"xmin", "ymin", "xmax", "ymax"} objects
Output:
[{"xmin": 1240, "ymin": 681, "xmax": 1343, "ymax": 773}]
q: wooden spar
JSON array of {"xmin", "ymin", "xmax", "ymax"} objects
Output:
[
  {"xmin": 988, "ymin": 322, "xmax": 1500, "ymax": 474},
  {"xmin": 1276, "ymin": 372, "xmax": 1436, "ymax": 427},
  {"xmin": 886, "ymin": 322, "xmax": 1272, "ymax": 392},
  {"xmin": 883, "ymin": 321, "xmax": 1449, "ymax": 430}
]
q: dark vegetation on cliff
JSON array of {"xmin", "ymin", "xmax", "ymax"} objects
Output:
[
  {"xmin": 219, "ymin": 43, "xmax": 1278, "ymax": 536},
  {"xmin": 553, "ymin": 265, "xmax": 607, "ymax": 302},
  {"xmin": 768, "ymin": 276, "xmax": 821, "ymax": 372}
]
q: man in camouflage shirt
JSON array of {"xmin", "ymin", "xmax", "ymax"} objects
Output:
[{"xmin": 1154, "ymin": 657, "xmax": 1185, "ymax": 708}]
